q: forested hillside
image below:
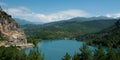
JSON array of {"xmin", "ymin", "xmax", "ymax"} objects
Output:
[
  {"xmin": 83, "ymin": 19, "xmax": 120, "ymax": 47},
  {"xmin": 22, "ymin": 19, "xmax": 117, "ymax": 40}
]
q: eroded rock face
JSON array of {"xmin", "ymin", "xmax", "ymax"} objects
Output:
[{"xmin": 0, "ymin": 9, "xmax": 27, "ymax": 45}]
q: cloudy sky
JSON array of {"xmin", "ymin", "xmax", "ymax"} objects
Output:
[{"xmin": 0, "ymin": 0, "xmax": 120, "ymax": 23}]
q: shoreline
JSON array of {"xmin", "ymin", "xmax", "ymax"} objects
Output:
[{"xmin": 0, "ymin": 41, "xmax": 34, "ymax": 48}]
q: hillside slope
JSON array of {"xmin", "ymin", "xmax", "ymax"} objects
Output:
[
  {"xmin": 83, "ymin": 19, "xmax": 120, "ymax": 47},
  {"xmin": 22, "ymin": 18, "xmax": 117, "ymax": 40},
  {"xmin": 14, "ymin": 18, "xmax": 33, "ymax": 25}
]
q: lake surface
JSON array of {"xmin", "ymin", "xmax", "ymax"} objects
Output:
[{"xmin": 25, "ymin": 40, "xmax": 95, "ymax": 60}]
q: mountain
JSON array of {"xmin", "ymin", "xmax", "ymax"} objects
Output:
[
  {"xmin": 14, "ymin": 16, "xmax": 113, "ymax": 25},
  {"xmin": 68, "ymin": 16, "xmax": 112, "ymax": 22},
  {"xmin": 22, "ymin": 17, "xmax": 117, "ymax": 40},
  {"xmin": 44, "ymin": 16, "xmax": 113, "ymax": 26},
  {"xmin": 14, "ymin": 18, "xmax": 33, "ymax": 25},
  {"xmin": 83, "ymin": 19, "xmax": 120, "ymax": 47},
  {"xmin": 0, "ymin": 8, "xmax": 27, "ymax": 46}
]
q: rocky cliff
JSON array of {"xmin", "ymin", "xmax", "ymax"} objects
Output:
[{"xmin": 0, "ymin": 8, "xmax": 27, "ymax": 46}]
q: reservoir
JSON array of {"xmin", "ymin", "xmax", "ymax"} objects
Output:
[{"xmin": 25, "ymin": 40, "xmax": 95, "ymax": 60}]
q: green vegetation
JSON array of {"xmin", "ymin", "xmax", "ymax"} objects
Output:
[
  {"xmin": 0, "ymin": 10, "xmax": 12, "ymax": 19},
  {"xmin": 62, "ymin": 52, "xmax": 71, "ymax": 60},
  {"xmin": 27, "ymin": 37, "xmax": 42, "ymax": 46},
  {"xmin": 66, "ymin": 20, "xmax": 120, "ymax": 60},
  {"xmin": 27, "ymin": 48, "xmax": 44, "ymax": 60},
  {"xmin": 79, "ymin": 44, "xmax": 91, "ymax": 60},
  {"xmin": 93, "ymin": 45, "xmax": 106, "ymax": 60},
  {"xmin": 22, "ymin": 19, "xmax": 117, "ymax": 40},
  {"xmin": 63, "ymin": 44, "xmax": 120, "ymax": 60},
  {"xmin": 84, "ymin": 20, "xmax": 120, "ymax": 47},
  {"xmin": 0, "ymin": 46, "xmax": 44, "ymax": 60}
]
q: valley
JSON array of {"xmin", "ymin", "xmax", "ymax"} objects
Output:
[
  {"xmin": 0, "ymin": 0, "xmax": 120, "ymax": 60},
  {"xmin": 20, "ymin": 18, "xmax": 117, "ymax": 40}
]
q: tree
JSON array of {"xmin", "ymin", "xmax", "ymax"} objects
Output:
[
  {"xmin": 79, "ymin": 44, "xmax": 91, "ymax": 60},
  {"xmin": 0, "ymin": 46, "xmax": 44, "ymax": 60},
  {"xmin": 116, "ymin": 46, "xmax": 120, "ymax": 60},
  {"xmin": 0, "ymin": 46, "xmax": 24, "ymax": 60},
  {"xmin": 72, "ymin": 53, "xmax": 80, "ymax": 60},
  {"xmin": 62, "ymin": 52, "xmax": 71, "ymax": 60},
  {"xmin": 106, "ymin": 44, "xmax": 117, "ymax": 60},
  {"xmin": 28, "ymin": 48, "xmax": 44, "ymax": 60},
  {"xmin": 93, "ymin": 45, "xmax": 106, "ymax": 60}
]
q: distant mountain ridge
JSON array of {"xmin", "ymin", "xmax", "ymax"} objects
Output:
[
  {"xmin": 22, "ymin": 17, "xmax": 117, "ymax": 40},
  {"xmin": 68, "ymin": 16, "xmax": 113, "ymax": 22},
  {"xmin": 15, "ymin": 16, "xmax": 114, "ymax": 25},
  {"xmin": 43, "ymin": 16, "xmax": 114, "ymax": 26},
  {"xmin": 14, "ymin": 18, "xmax": 33, "ymax": 25}
]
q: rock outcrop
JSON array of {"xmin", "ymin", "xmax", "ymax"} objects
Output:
[{"xmin": 0, "ymin": 7, "xmax": 27, "ymax": 46}]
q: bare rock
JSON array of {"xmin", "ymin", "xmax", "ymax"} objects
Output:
[{"xmin": 0, "ymin": 8, "xmax": 27, "ymax": 46}]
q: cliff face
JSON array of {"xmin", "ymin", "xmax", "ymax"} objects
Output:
[{"xmin": 0, "ymin": 9, "xmax": 27, "ymax": 46}]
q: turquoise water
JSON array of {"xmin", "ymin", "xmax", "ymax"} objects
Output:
[{"xmin": 25, "ymin": 40, "xmax": 95, "ymax": 60}]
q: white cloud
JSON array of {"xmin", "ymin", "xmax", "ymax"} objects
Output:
[
  {"xmin": 0, "ymin": 2, "xmax": 7, "ymax": 6},
  {"xmin": 33, "ymin": 9, "xmax": 88, "ymax": 22},
  {"xmin": 6, "ymin": 7, "xmax": 32, "ymax": 16},
  {"xmin": 106, "ymin": 13, "xmax": 120, "ymax": 18},
  {"xmin": 6, "ymin": 7, "xmax": 89, "ymax": 23}
]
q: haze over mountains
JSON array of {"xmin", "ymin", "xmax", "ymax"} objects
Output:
[
  {"xmin": 14, "ymin": 16, "xmax": 115, "ymax": 25},
  {"xmin": 14, "ymin": 18, "xmax": 33, "ymax": 25}
]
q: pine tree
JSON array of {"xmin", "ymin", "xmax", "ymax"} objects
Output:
[
  {"xmin": 28, "ymin": 48, "xmax": 44, "ymax": 60},
  {"xmin": 62, "ymin": 52, "xmax": 71, "ymax": 60},
  {"xmin": 93, "ymin": 45, "xmax": 106, "ymax": 60},
  {"xmin": 72, "ymin": 53, "xmax": 80, "ymax": 60},
  {"xmin": 116, "ymin": 46, "xmax": 120, "ymax": 60},
  {"xmin": 106, "ymin": 44, "xmax": 117, "ymax": 60},
  {"xmin": 79, "ymin": 44, "xmax": 91, "ymax": 60}
]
